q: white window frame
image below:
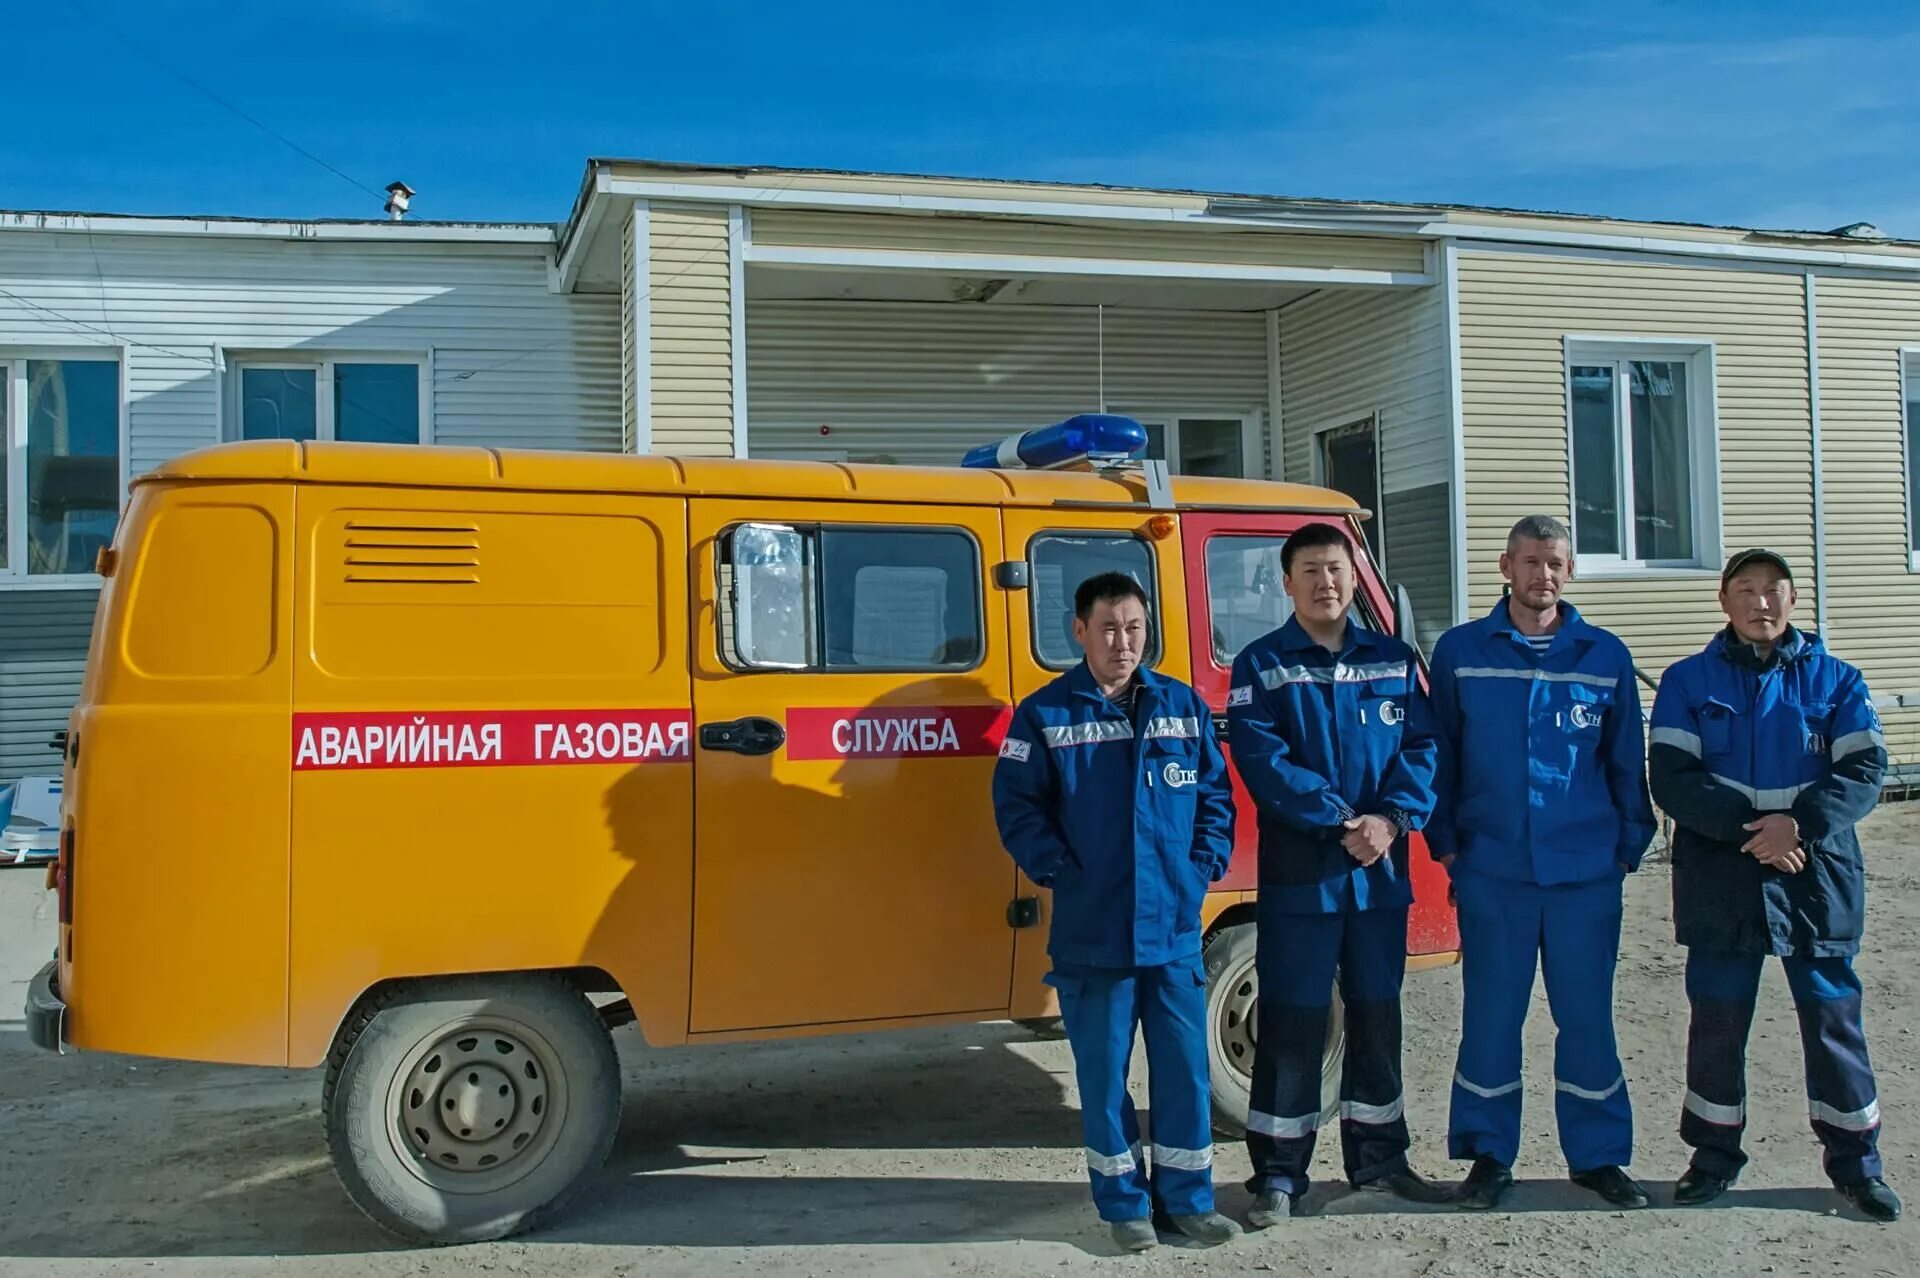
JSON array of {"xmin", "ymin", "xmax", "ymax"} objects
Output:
[
  {"xmin": 1562, "ymin": 337, "xmax": 1723, "ymax": 577},
  {"xmin": 1902, "ymin": 347, "xmax": 1920, "ymax": 574},
  {"xmin": 1137, "ymin": 413, "xmax": 1260, "ymax": 478},
  {"xmin": 223, "ymin": 351, "xmax": 432, "ymax": 445},
  {"xmin": 1, "ymin": 347, "xmax": 131, "ymax": 591}
]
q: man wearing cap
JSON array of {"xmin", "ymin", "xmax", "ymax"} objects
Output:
[
  {"xmin": 1427, "ymin": 514, "xmax": 1657, "ymax": 1211},
  {"xmin": 1649, "ymin": 549, "xmax": 1899, "ymax": 1221}
]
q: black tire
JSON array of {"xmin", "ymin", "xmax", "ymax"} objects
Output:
[
  {"xmin": 1202, "ymin": 921, "xmax": 1345, "ymax": 1136},
  {"xmin": 323, "ymin": 973, "xmax": 621, "ymax": 1244}
]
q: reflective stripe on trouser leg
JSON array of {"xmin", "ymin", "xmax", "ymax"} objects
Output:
[
  {"xmin": 1246, "ymin": 906, "xmax": 1342, "ymax": 1197},
  {"xmin": 1140, "ymin": 957, "xmax": 1217, "ymax": 1216},
  {"xmin": 1338, "ymin": 906, "xmax": 1413, "ymax": 1185},
  {"xmin": 1541, "ymin": 877, "xmax": 1633, "ymax": 1173},
  {"xmin": 1447, "ymin": 872, "xmax": 1538, "ymax": 1167},
  {"xmin": 1053, "ymin": 964, "xmax": 1153, "ymax": 1221},
  {"xmin": 1785, "ymin": 956, "xmax": 1883, "ymax": 1185},
  {"xmin": 1681, "ymin": 949, "xmax": 1762, "ymax": 1181}
]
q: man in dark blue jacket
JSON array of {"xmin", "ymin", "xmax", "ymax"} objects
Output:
[
  {"xmin": 1649, "ymin": 548, "xmax": 1899, "ymax": 1222},
  {"xmin": 992, "ymin": 571, "xmax": 1239, "ymax": 1252},
  {"xmin": 1428, "ymin": 515, "xmax": 1656, "ymax": 1211},
  {"xmin": 1226, "ymin": 520, "xmax": 1450, "ymax": 1225}
]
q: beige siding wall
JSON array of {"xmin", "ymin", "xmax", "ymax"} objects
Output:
[
  {"xmin": 745, "ymin": 301, "xmax": 1267, "ymax": 466},
  {"xmin": 1456, "ymin": 250, "xmax": 1814, "ymax": 677},
  {"xmin": 649, "ymin": 203, "xmax": 735, "ymax": 455},
  {"xmin": 1278, "ymin": 284, "xmax": 1450, "ymax": 489},
  {"xmin": 752, "ymin": 210, "xmax": 1429, "ymax": 276},
  {"xmin": 1278, "ymin": 284, "xmax": 1453, "ymax": 642},
  {"xmin": 620, "ymin": 204, "xmax": 638, "ymax": 452},
  {"xmin": 1815, "ymin": 275, "xmax": 1920, "ymax": 773}
]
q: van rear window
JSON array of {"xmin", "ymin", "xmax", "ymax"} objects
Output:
[{"xmin": 1028, "ymin": 534, "xmax": 1159, "ymax": 670}]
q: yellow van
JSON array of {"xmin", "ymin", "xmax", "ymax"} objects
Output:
[{"xmin": 26, "ymin": 426, "xmax": 1457, "ymax": 1243}]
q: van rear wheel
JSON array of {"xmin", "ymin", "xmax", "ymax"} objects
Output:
[
  {"xmin": 1202, "ymin": 921, "xmax": 1345, "ymax": 1136},
  {"xmin": 323, "ymin": 974, "xmax": 620, "ymax": 1244}
]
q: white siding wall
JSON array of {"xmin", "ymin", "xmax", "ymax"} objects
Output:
[
  {"xmin": 0, "ymin": 230, "xmax": 620, "ymax": 460},
  {"xmin": 746, "ymin": 300, "xmax": 1267, "ymax": 465},
  {"xmin": 0, "ymin": 227, "xmax": 619, "ymax": 779}
]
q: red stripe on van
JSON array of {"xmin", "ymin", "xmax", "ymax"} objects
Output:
[
  {"xmin": 292, "ymin": 710, "xmax": 692, "ymax": 771},
  {"xmin": 786, "ymin": 705, "xmax": 1012, "ymax": 761}
]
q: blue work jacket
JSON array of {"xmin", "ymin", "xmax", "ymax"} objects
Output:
[
  {"xmin": 1428, "ymin": 599, "xmax": 1655, "ymax": 886},
  {"xmin": 1226, "ymin": 618, "xmax": 1438, "ymax": 913},
  {"xmin": 991, "ymin": 662, "xmax": 1235, "ymax": 968},
  {"xmin": 1650, "ymin": 627, "xmax": 1885, "ymax": 957}
]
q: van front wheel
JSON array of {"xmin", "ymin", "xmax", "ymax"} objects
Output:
[
  {"xmin": 1202, "ymin": 921, "xmax": 1345, "ymax": 1136},
  {"xmin": 323, "ymin": 974, "xmax": 621, "ymax": 1244}
]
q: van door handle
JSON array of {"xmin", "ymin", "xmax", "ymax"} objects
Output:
[{"xmin": 699, "ymin": 717, "xmax": 787, "ymax": 756}]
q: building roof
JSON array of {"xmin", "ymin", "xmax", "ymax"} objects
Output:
[
  {"xmin": 563, "ymin": 157, "xmax": 1920, "ymax": 272},
  {"xmin": 0, "ymin": 209, "xmax": 556, "ymax": 244}
]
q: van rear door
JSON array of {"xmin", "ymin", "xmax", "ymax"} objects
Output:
[{"xmin": 688, "ymin": 500, "xmax": 1016, "ymax": 1034}]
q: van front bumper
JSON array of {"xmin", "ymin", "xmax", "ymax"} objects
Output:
[{"xmin": 25, "ymin": 960, "xmax": 67, "ymax": 1053}]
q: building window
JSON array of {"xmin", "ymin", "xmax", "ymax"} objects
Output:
[
  {"xmin": 1564, "ymin": 341, "xmax": 1719, "ymax": 569},
  {"xmin": 1905, "ymin": 351, "xmax": 1920, "ymax": 572},
  {"xmin": 1141, "ymin": 416, "xmax": 1257, "ymax": 478},
  {"xmin": 723, "ymin": 524, "xmax": 984, "ymax": 672},
  {"xmin": 230, "ymin": 356, "xmax": 426, "ymax": 445},
  {"xmin": 3, "ymin": 356, "xmax": 122, "ymax": 580}
]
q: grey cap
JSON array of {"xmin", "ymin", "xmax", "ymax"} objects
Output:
[{"xmin": 1721, "ymin": 548, "xmax": 1793, "ymax": 588}]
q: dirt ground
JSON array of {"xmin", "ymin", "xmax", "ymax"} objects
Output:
[{"xmin": 4, "ymin": 808, "xmax": 1920, "ymax": 1277}]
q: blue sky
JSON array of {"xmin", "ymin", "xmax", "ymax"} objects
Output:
[{"xmin": 10, "ymin": 1, "xmax": 1919, "ymax": 237}]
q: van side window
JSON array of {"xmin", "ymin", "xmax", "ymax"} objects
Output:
[
  {"xmin": 1203, "ymin": 533, "xmax": 1369, "ymax": 667},
  {"xmin": 723, "ymin": 524, "xmax": 984, "ymax": 672},
  {"xmin": 1028, "ymin": 534, "xmax": 1159, "ymax": 670}
]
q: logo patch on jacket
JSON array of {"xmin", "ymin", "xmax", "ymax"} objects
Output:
[
  {"xmin": 1377, "ymin": 699, "xmax": 1403, "ymax": 726},
  {"xmin": 1227, "ymin": 685, "xmax": 1253, "ymax": 708},
  {"xmin": 998, "ymin": 737, "xmax": 1032, "ymax": 762},
  {"xmin": 1162, "ymin": 761, "xmax": 1198, "ymax": 788},
  {"xmin": 1566, "ymin": 703, "xmax": 1605, "ymax": 731}
]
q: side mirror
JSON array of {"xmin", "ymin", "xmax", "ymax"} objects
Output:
[{"xmin": 1392, "ymin": 582, "xmax": 1419, "ymax": 650}]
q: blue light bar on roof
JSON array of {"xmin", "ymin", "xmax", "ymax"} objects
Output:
[{"xmin": 960, "ymin": 414, "xmax": 1149, "ymax": 470}]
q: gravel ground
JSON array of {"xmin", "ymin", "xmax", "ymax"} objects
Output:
[{"xmin": 3, "ymin": 805, "xmax": 1919, "ymax": 1276}]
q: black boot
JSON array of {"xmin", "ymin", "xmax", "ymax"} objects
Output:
[
  {"xmin": 1673, "ymin": 1166, "xmax": 1735, "ymax": 1206},
  {"xmin": 1840, "ymin": 1177, "xmax": 1902, "ymax": 1223},
  {"xmin": 1246, "ymin": 1190, "xmax": 1294, "ymax": 1228},
  {"xmin": 1457, "ymin": 1156, "xmax": 1513, "ymax": 1211},
  {"xmin": 1571, "ymin": 1165, "xmax": 1651, "ymax": 1209}
]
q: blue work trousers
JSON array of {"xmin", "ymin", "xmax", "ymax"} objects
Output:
[
  {"xmin": 1682, "ymin": 949, "xmax": 1883, "ymax": 1186},
  {"xmin": 1246, "ymin": 903, "xmax": 1412, "ymax": 1196},
  {"xmin": 1447, "ymin": 870, "xmax": 1634, "ymax": 1173},
  {"xmin": 1047, "ymin": 958, "xmax": 1216, "ymax": 1221}
]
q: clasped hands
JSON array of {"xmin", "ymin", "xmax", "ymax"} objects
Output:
[{"xmin": 1742, "ymin": 812, "xmax": 1806, "ymax": 873}]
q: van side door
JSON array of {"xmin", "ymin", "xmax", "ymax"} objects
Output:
[{"xmin": 687, "ymin": 500, "xmax": 1017, "ymax": 1034}]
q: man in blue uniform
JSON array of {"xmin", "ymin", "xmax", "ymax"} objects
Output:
[
  {"xmin": 1428, "ymin": 515, "xmax": 1656, "ymax": 1211},
  {"xmin": 1649, "ymin": 548, "xmax": 1900, "ymax": 1221},
  {"xmin": 992, "ymin": 571, "xmax": 1240, "ymax": 1252},
  {"xmin": 1226, "ymin": 520, "xmax": 1451, "ymax": 1225}
]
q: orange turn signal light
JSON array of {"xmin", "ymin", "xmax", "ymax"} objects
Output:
[{"xmin": 1146, "ymin": 514, "xmax": 1177, "ymax": 540}]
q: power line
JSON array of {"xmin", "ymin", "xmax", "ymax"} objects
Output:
[{"xmin": 66, "ymin": 0, "xmax": 388, "ymax": 206}]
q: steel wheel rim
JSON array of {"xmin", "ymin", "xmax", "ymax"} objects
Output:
[
  {"xmin": 1213, "ymin": 951, "xmax": 1260, "ymax": 1084},
  {"xmin": 385, "ymin": 1016, "xmax": 570, "ymax": 1195}
]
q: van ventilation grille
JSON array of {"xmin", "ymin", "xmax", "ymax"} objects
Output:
[{"xmin": 342, "ymin": 520, "xmax": 481, "ymax": 585}]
